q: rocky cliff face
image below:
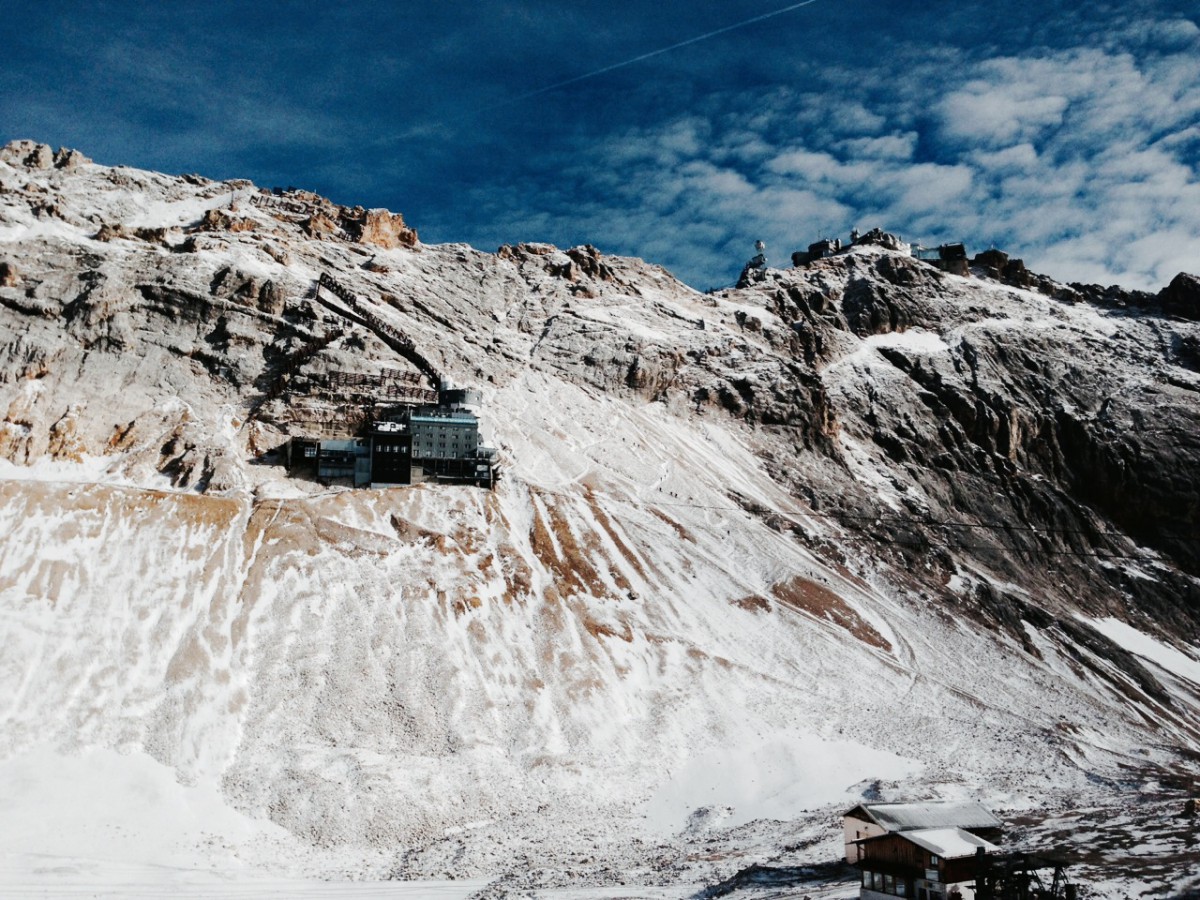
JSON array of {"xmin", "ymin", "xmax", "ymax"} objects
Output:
[{"xmin": 1, "ymin": 141, "xmax": 1198, "ymax": 895}]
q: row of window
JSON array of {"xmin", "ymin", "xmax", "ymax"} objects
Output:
[
  {"xmin": 412, "ymin": 427, "xmax": 476, "ymax": 437},
  {"xmin": 863, "ymin": 871, "xmax": 908, "ymax": 897},
  {"xmin": 863, "ymin": 872, "xmax": 947, "ymax": 900}
]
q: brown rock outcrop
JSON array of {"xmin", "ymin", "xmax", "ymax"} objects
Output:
[
  {"xmin": 93, "ymin": 223, "xmax": 132, "ymax": 242},
  {"xmin": 93, "ymin": 223, "xmax": 176, "ymax": 244},
  {"xmin": 302, "ymin": 211, "xmax": 339, "ymax": 239},
  {"xmin": 52, "ymin": 147, "xmax": 91, "ymax": 169},
  {"xmin": 497, "ymin": 242, "xmax": 555, "ymax": 261},
  {"xmin": 342, "ymin": 207, "xmax": 418, "ymax": 249},
  {"xmin": 47, "ymin": 408, "xmax": 87, "ymax": 461},
  {"xmin": 195, "ymin": 207, "xmax": 256, "ymax": 233},
  {"xmin": 566, "ymin": 245, "xmax": 615, "ymax": 282},
  {"xmin": 0, "ymin": 141, "xmax": 91, "ymax": 170},
  {"xmin": 972, "ymin": 247, "xmax": 1066, "ymax": 296},
  {"xmin": 0, "ymin": 140, "xmax": 54, "ymax": 169}
]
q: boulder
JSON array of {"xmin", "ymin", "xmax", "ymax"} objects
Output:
[
  {"xmin": 195, "ymin": 207, "xmax": 256, "ymax": 233},
  {"xmin": 209, "ymin": 266, "xmax": 285, "ymax": 315},
  {"xmin": 93, "ymin": 223, "xmax": 174, "ymax": 244},
  {"xmin": 566, "ymin": 245, "xmax": 615, "ymax": 282},
  {"xmin": 302, "ymin": 211, "xmax": 339, "ymax": 239},
  {"xmin": 972, "ymin": 248, "xmax": 1009, "ymax": 272},
  {"xmin": 354, "ymin": 208, "xmax": 418, "ymax": 249},
  {"xmin": 93, "ymin": 223, "xmax": 132, "ymax": 242},
  {"xmin": 53, "ymin": 147, "xmax": 91, "ymax": 169},
  {"xmin": 1158, "ymin": 272, "xmax": 1200, "ymax": 320},
  {"xmin": 0, "ymin": 261, "xmax": 18, "ymax": 287},
  {"xmin": 0, "ymin": 140, "xmax": 54, "ymax": 169}
]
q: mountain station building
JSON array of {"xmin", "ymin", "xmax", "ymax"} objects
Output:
[
  {"xmin": 287, "ymin": 389, "xmax": 497, "ymax": 488},
  {"xmin": 844, "ymin": 801, "xmax": 1005, "ymax": 900}
]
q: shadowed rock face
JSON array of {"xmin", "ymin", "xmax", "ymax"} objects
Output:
[
  {"xmin": 1, "ymin": 141, "xmax": 1199, "ymax": 892},
  {"xmin": 739, "ymin": 251, "xmax": 1200, "ymax": 639},
  {"xmin": 1160, "ymin": 272, "xmax": 1200, "ymax": 321}
]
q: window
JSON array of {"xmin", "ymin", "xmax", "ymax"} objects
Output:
[
  {"xmin": 929, "ymin": 855, "xmax": 939, "ymax": 866},
  {"xmin": 863, "ymin": 870, "xmax": 873, "ymax": 887},
  {"xmin": 884, "ymin": 874, "xmax": 895, "ymax": 894}
]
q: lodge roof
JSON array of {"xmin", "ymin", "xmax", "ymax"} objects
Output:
[{"xmin": 845, "ymin": 800, "xmax": 1002, "ymax": 833}]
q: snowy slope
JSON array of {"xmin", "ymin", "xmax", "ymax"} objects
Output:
[{"xmin": 1, "ymin": 141, "xmax": 1199, "ymax": 898}]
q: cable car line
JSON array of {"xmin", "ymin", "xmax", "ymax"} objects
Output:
[{"xmin": 645, "ymin": 499, "xmax": 1181, "ymax": 563}]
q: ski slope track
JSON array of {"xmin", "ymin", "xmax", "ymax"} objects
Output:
[{"xmin": 1, "ymin": 140, "xmax": 1198, "ymax": 898}]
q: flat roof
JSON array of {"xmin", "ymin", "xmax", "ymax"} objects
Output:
[
  {"xmin": 901, "ymin": 828, "xmax": 999, "ymax": 859},
  {"xmin": 410, "ymin": 412, "xmax": 477, "ymax": 424}
]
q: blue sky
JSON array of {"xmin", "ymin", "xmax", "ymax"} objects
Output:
[{"xmin": 3, "ymin": 2, "xmax": 1198, "ymax": 289}]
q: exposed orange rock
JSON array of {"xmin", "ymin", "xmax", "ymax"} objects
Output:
[
  {"xmin": 302, "ymin": 211, "xmax": 339, "ymax": 239},
  {"xmin": 770, "ymin": 575, "xmax": 891, "ymax": 651},
  {"xmin": 355, "ymin": 208, "xmax": 418, "ymax": 249},
  {"xmin": 196, "ymin": 207, "xmax": 256, "ymax": 233}
]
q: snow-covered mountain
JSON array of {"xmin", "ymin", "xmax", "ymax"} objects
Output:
[{"xmin": 1, "ymin": 139, "xmax": 1198, "ymax": 898}]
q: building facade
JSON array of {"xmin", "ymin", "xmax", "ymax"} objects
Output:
[
  {"xmin": 858, "ymin": 828, "xmax": 998, "ymax": 900},
  {"xmin": 407, "ymin": 407, "xmax": 480, "ymax": 460},
  {"xmin": 285, "ymin": 401, "xmax": 495, "ymax": 488}
]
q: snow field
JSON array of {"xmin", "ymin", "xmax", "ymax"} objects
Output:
[{"xmin": 1, "ymin": 366, "xmax": 1171, "ymax": 890}]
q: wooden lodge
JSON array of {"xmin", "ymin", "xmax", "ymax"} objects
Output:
[
  {"xmin": 843, "ymin": 801, "xmax": 1081, "ymax": 900},
  {"xmin": 857, "ymin": 828, "xmax": 999, "ymax": 900},
  {"xmin": 844, "ymin": 801, "xmax": 1003, "ymax": 864}
]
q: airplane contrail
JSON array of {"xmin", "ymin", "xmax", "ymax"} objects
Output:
[
  {"xmin": 386, "ymin": 1, "xmax": 822, "ymax": 142},
  {"xmin": 489, "ymin": 0, "xmax": 822, "ymax": 110}
]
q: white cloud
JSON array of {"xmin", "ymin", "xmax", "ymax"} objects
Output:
[
  {"xmin": 765, "ymin": 149, "xmax": 876, "ymax": 185},
  {"xmin": 938, "ymin": 79, "xmax": 1069, "ymax": 148},
  {"xmin": 679, "ymin": 160, "xmax": 755, "ymax": 197},
  {"xmin": 656, "ymin": 118, "xmax": 707, "ymax": 159},
  {"xmin": 1114, "ymin": 16, "xmax": 1200, "ymax": 50},
  {"xmin": 836, "ymin": 133, "xmax": 918, "ymax": 161},
  {"xmin": 428, "ymin": 9, "xmax": 1200, "ymax": 292},
  {"xmin": 970, "ymin": 143, "xmax": 1039, "ymax": 172}
]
